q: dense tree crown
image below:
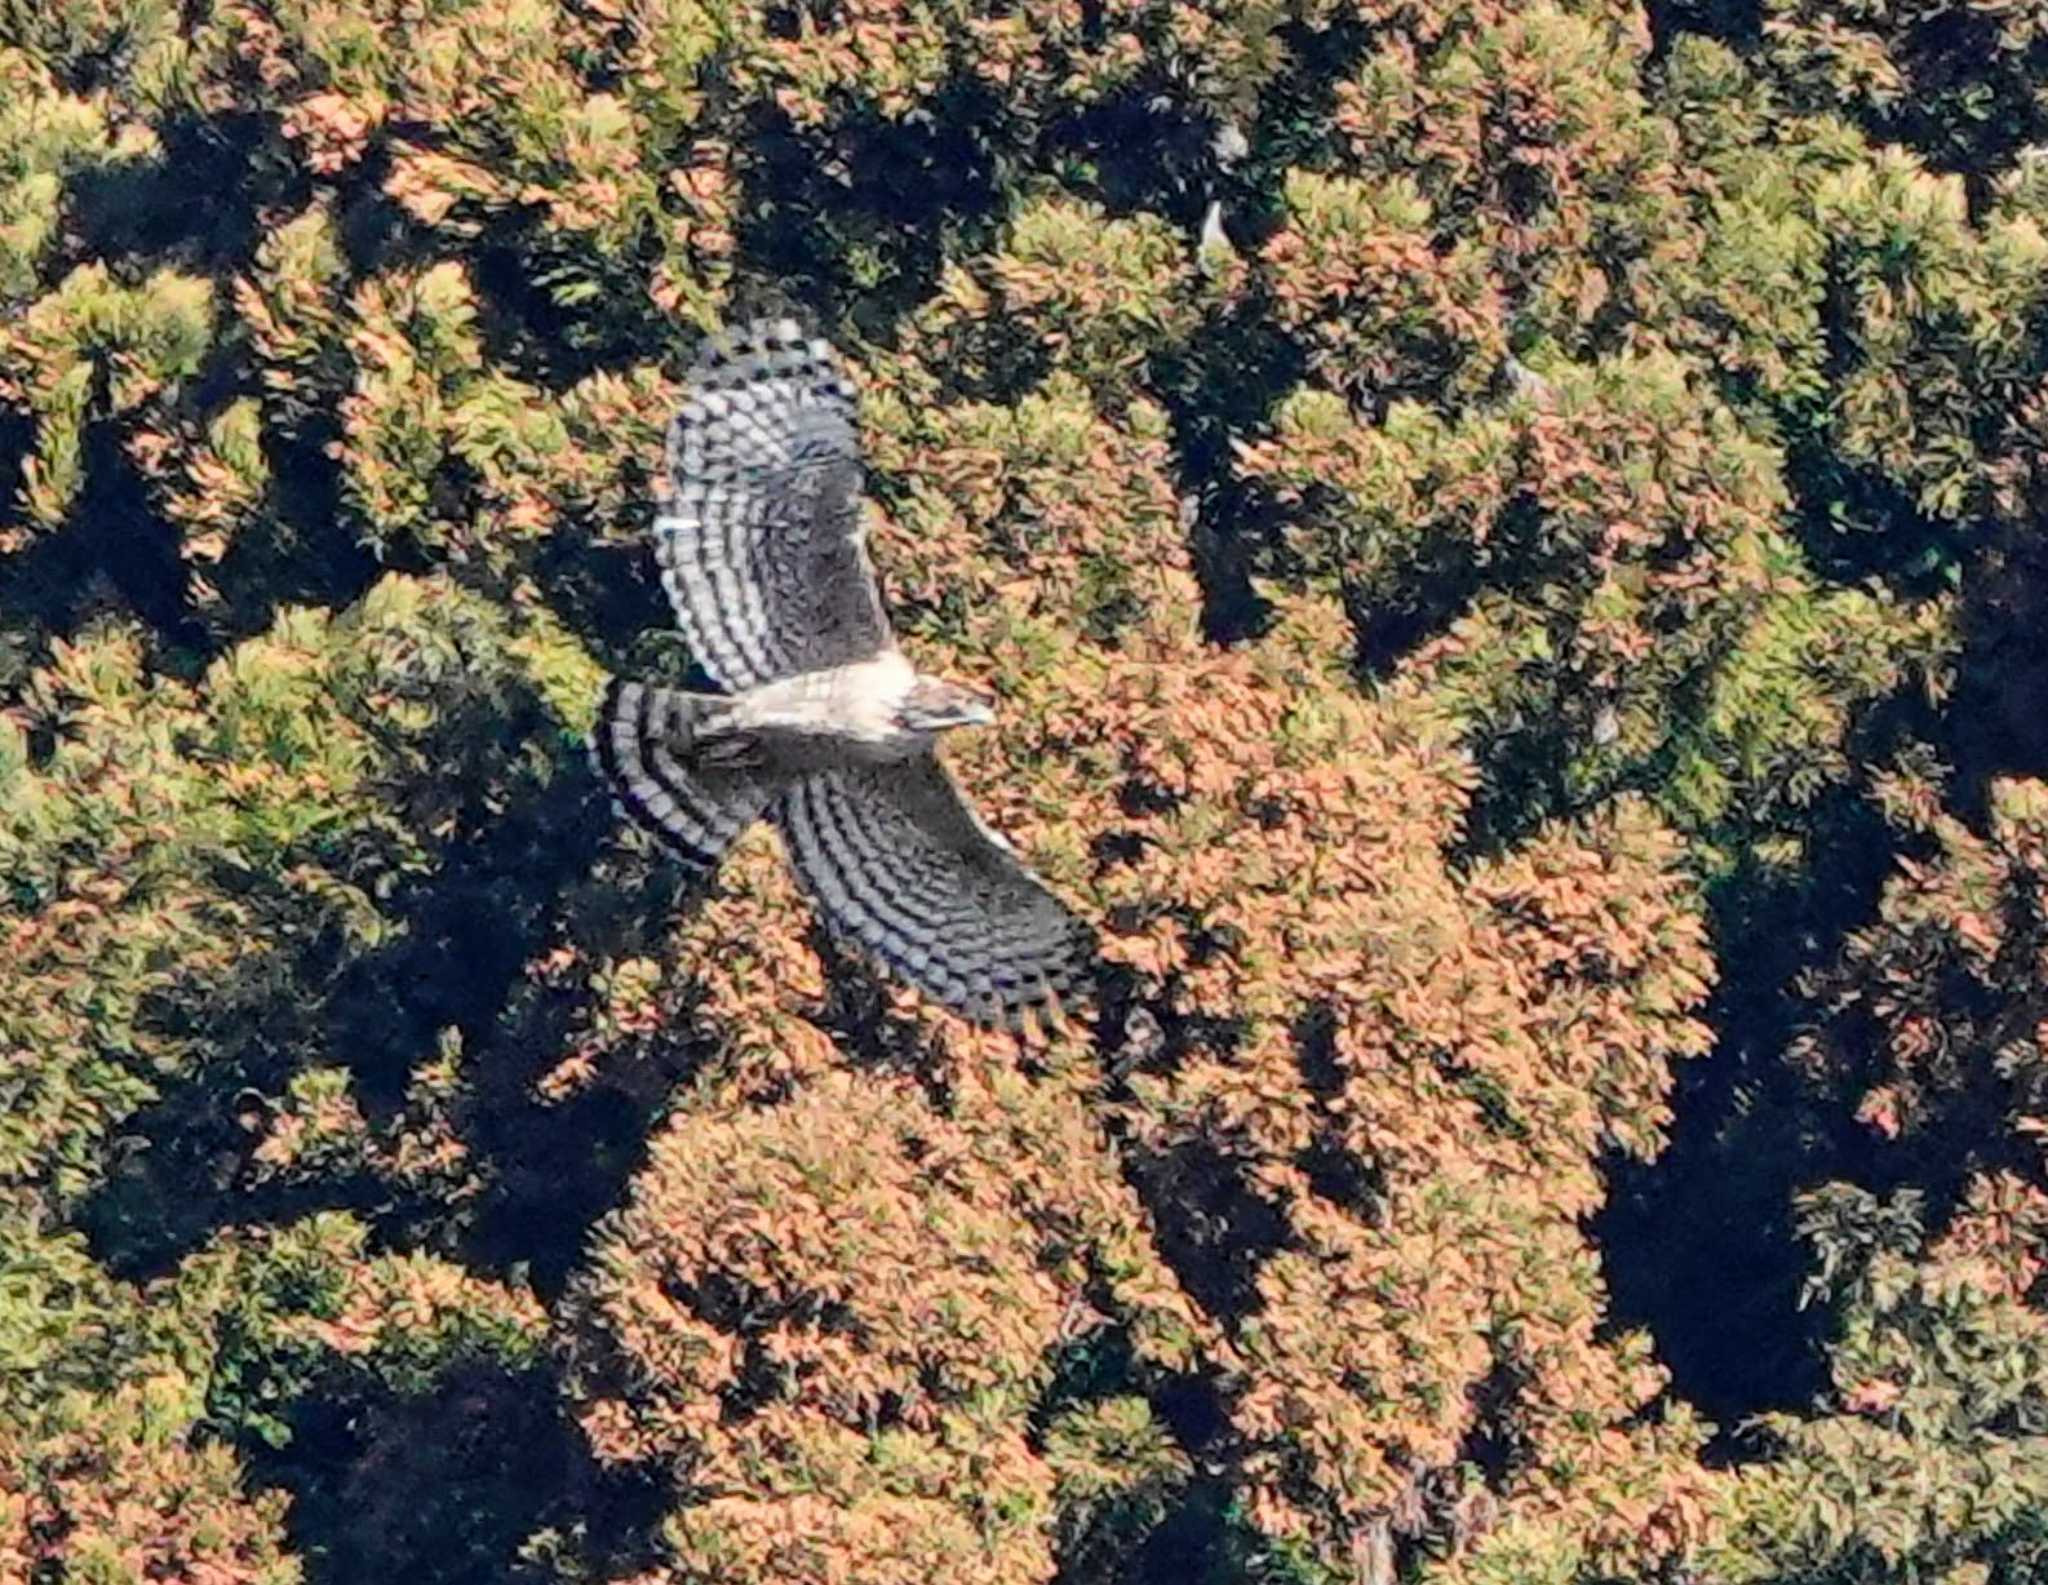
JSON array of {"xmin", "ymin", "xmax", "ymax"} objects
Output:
[{"xmin": 1, "ymin": 1, "xmax": 2045, "ymax": 1581}]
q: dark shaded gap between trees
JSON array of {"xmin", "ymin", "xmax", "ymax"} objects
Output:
[
  {"xmin": 233, "ymin": 1362, "xmax": 671, "ymax": 1585},
  {"xmin": 1593, "ymin": 680, "xmax": 1943, "ymax": 1444}
]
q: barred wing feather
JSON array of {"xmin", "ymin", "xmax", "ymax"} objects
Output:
[
  {"xmin": 654, "ymin": 319, "xmax": 894, "ymax": 688},
  {"xmin": 776, "ymin": 760, "xmax": 1095, "ymax": 1025}
]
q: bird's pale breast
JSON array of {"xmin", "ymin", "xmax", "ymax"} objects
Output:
[{"xmin": 731, "ymin": 651, "xmax": 923, "ymax": 765}]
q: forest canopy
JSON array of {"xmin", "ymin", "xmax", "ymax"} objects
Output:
[{"xmin": 2, "ymin": 0, "xmax": 2047, "ymax": 1581}]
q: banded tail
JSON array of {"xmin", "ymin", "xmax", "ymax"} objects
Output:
[{"xmin": 589, "ymin": 677, "xmax": 772, "ymax": 870}]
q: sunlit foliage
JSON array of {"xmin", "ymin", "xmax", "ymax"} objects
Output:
[{"xmin": 3, "ymin": 0, "xmax": 2044, "ymax": 1580}]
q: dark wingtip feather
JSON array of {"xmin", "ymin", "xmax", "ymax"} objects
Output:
[{"xmin": 664, "ymin": 317, "xmax": 857, "ymax": 491}]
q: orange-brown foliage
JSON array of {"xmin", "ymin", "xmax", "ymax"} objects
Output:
[{"xmin": 8, "ymin": 0, "xmax": 2048, "ymax": 1578}]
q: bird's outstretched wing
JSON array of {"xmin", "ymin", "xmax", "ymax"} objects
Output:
[
  {"xmin": 654, "ymin": 318, "xmax": 894, "ymax": 689},
  {"xmin": 775, "ymin": 759, "xmax": 1096, "ymax": 1026}
]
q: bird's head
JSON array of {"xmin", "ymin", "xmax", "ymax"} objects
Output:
[{"xmin": 897, "ymin": 676, "xmax": 996, "ymax": 735}]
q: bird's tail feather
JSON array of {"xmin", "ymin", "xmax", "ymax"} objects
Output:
[{"xmin": 589, "ymin": 677, "xmax": 772, "ymax": 870}]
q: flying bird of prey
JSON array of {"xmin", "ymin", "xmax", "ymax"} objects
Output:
[{"xmin": 591, "ymin": 319, "xmax": 1095, "ymax": 1026}]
